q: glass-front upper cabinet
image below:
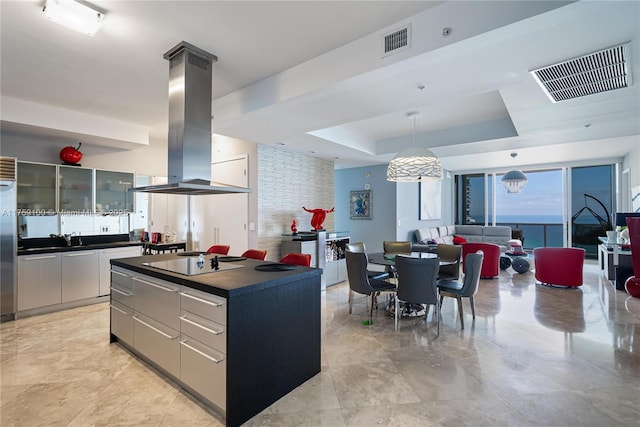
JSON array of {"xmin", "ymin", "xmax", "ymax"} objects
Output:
[
  {"xmin": 59, "ymin": 165, "xmax": 93, "ymax": 212},
  {"xmin": 17, "ymin": 162, "xmax": 57, "ymax": 213},
  {"xmin": 95, "ymin": 170, "xmax": 134, "ymax": 213}
]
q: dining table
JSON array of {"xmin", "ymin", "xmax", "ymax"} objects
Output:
[
  {"xmin": 367, "ymin": 252, "xmax": 454, "ymax": 318},
  {"xmin": 368, "ymin": 251, "xmax": 453, "ymax": 267}
]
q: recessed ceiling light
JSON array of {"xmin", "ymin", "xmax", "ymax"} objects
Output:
[{"xmin": 43, "ymin": 0, "xmax": 105, "ymax": 37}]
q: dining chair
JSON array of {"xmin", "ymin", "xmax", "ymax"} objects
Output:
[
  {"xmin": 346, "ymin": 242, "xmax": 390, "ymax": 281},
  {"xmin": 394, "ymin": 255, "xmax": 440, "ymax": 334},
  {"xmin": 345, "ymin": 250, "xmax": 396, "ymax": 323},
  {"xmin": 383, "ymin": 241, "xmax": 412, "ymax": 254},
  {"xmin": 382, "ymin": 241, "xmax": 412, "ymax": 280},
  {"xmin": 437, "ymin": 244, "xmax": 462, "ymax": 280},
  {"xmin": 241, "ymin": 249, "xmax": 267, "ymax": 260},
  {"xmin": 279, "ymin": 252, "xmax": 312, "ymax": 267},
  {"xmin": 206, "ymin": 244, "xmax": 230, "ymax": 255},
  {"xmin": 437, "ymin": 252, "xmax": 483, "ymax": 329}
]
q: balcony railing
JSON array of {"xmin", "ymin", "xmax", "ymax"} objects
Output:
[{"xmin": 497, "ymin": 222, "xmax": 599, "ymax": 258}]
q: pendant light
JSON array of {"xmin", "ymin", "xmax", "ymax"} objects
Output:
[
  {"xmin": 501, "ymin": 152, "xmax": 528, "ymax": 193},
  {"xmin": 387, "ymin": 112, "xmax": 442, "ymax": 182}
]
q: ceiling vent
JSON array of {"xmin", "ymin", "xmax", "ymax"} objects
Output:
[
  {"xmin": 530, "ymin": 43, "xmax": 631, "ymax": 103},
  {"xmin": 0, "ymin": 157, "xmax": 16, "ymax": 181},
  {"xmin": 383, "ymin": 25, "xmax": 411, "ymax": 57}
]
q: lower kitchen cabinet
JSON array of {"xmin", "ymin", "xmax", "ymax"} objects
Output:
[
  {"xmin": 99, "ymin": 246, "xmax": 141, "ymax": 296},
  {"xmin": 133, "ymin": 312, "xmax": 181, "ymax": 378},
  {"xmin": 17, "ymin": 253, "xmax": 61, "ymax": 311},
  {"xmin": 61, "ymin": 250, "xmax": 100, "ymax": 302},
  {"xmin": 180, "ymin": 336, "xmax": 227, "ymax": 409}
]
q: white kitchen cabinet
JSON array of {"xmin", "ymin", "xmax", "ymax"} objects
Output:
[
  {"xmin": 61, "ymin": 250, "xmax": 100, "ymax": 302},
  {"xmin": 190, "ymin": 155, "xmax": 249, "ymax": 254},
  {"xmin": 99, "ymin": 246, "xmax": 141, "ymax": 296},
  {"xmin": 17, "ymin": 253, "xmax": 61, "ymax": 311}
]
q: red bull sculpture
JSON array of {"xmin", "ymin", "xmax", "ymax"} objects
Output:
[{"xmin": 302, "ymin": 206, "xmax": 335, "ymax": 231}]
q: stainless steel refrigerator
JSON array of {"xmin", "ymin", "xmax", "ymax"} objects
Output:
[{"xmin": 1, "ymin": 157, "xmax": 17, "ymax": 322}]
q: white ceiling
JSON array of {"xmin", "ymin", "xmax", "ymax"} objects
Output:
[{"xmin": 1, "ymin": 0, "xmax": 639, "ymax": 174}]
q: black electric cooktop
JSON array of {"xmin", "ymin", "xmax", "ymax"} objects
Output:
[{"xmin": 143, "ymin": 255, "xmax": 243, "ymax": 276}]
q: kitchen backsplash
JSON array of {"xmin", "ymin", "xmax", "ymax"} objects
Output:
[{"xmin": 18, "ymin": 214, "xmax": 130, "ymax": 238}]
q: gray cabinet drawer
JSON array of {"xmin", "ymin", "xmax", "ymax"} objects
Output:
[
  {"xmin": 110, "ymin": 301, "xmax": 133, "ymax": 345},
  {"xmin": 180, "ymin": 310, "xmax": 226, "ymax": 353},
  {"xmin": 133, "ymin": 275, "xmax": 180, "ymax": 330},
  {"xmin": 180, "ymin": 335, "xmax": 226, "ymax": 411},
  {"xmin": 133, "ymin": 313, "xmax": 180, "ymax": 378},
  {"xmin": 180, "ymin": 287, "xmax": 226, "ymax": 325},
  {"xmin": 110, "ymin": 267, "xmax": 133, "ymax": 291},
  {"xmin": 110, "ymin": 284, "xmax": 134, "ymax": 308}
]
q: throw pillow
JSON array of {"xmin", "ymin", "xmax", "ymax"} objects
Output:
[{"xmin": 453, "ymin": 235, "xmax": 467, "ymax": 245}]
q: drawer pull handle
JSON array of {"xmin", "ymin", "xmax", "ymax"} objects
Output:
[
  {"xmin": 111, "ymin": 270, "xmax": 128, "ymax": 277},
  {"xmin": 133, "ymin": 316, "xmax": 178, "ymax": 339},
  {"xmin": 180, "ymin": 292, "xmax": 224, "ymax": 307},
  {"xmin": 181, "ymin": 340, "xmax": 224, "ymax": 363},
  {"xmin": 110, "ymin": 304, "xmax": 131, "ymax": 315},
  {"xmin": 180, "ymin": 316, "xmax": 224, "ymax": 335},
  {"xmin": 63, "ymin": 252, "xmax": 97, "ymax": 257},
  {"xmin": 110, "ymin": 287, "xmax": 132, "ymax": 297},
  {"xmin": 23, "ymin": 255, "xmax": 57, "ymax": 261},
  {"xmin": 133, "ymin": 277, "xmax": 178, "ymax": 293}
]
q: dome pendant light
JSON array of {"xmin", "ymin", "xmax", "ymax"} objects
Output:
[
  {"xmin": 501, "ymin": 152, "xmax": 528, "ymax": 193},
  {"xmin": 387, "ymin": 112, "xmax": 442, "ymax": 182}
]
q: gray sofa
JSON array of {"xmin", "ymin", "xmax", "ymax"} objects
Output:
[{"xmin": 413, "ymin": 225, "xmax": 516, "ymax": 252}]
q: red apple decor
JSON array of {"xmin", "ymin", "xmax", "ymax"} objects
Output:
[{"xmin": 60, "ymin": 142, "xmax": 83, "ymax": 165}]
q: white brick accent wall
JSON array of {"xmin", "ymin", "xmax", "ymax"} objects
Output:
[{"xmin": 257, "ymin": 145, "xmax": 334, "ymax": 261}]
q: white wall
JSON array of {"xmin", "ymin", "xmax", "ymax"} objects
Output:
[{"xmin": 257, "ymin": 145, "xmax": 334, "ymax": 262}]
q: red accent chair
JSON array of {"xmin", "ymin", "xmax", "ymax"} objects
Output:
[
  {"xmin": 241, "ymin": 249, "xmax": 267, "ymax": 260},
  {"xmin": 280, "ymin": 252, "xmax": 312, "ymax": 267},
  {"xmin": 624, "ymin": 218, "xmax": 640, "ymax": 297},
  {"xmin": 206, "ymin": 245, "xmax": 230, "ymax": 255},
  {"xmin": 533, "ymin": 247, "xmax": 585, "ymax": 287},
  {"xmin": 461, "ymin": 242, "xmax": 500, "ymax": 278}
]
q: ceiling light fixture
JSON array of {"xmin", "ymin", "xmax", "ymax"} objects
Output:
[
  {"xmin": 386, "ymin": 112, "xmax": 442, "ymax": 182},
  {"xmin": 43, "ymin": 0, "xmax": 105, "ymax": 37},
  {"xmin": 501, "ymin": 152, "xmax": 528, "ymax": 193}
]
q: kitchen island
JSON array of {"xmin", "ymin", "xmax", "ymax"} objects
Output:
[{"xmin": 109, "ymin": 252, "xmax": 322, "ymax": 427}]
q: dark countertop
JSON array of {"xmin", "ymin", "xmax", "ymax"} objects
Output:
[
  {"xmin": 111, "ymin": 253, "xmax": 322, "ymax": 299},
  {"xmin": 18, "ymin": 241, "xmax": 143, "ymax": 256}
]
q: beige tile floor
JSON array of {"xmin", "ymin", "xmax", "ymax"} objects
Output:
[{"xmin": 1, "ymin": 260, "xmax": 639, "ymax": 426}]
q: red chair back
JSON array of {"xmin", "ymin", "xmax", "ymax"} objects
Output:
[
  {"xmin": 206, "ymin": 245, "xmax": 230, "ymax": 255},
  {"xmin": 533, "ymin": 247, "xmax": 585, "ymax": 287},
  {"xmin": 280, "ymin": 252, "xmax": 312, "ymax": 267},
  {"xmin": 461, "ymin": 242, "xmax": 500, "ymax": 278},
  {"xmin": 242, "ymin": 249, "xmax": 267, "ymax": 260}
]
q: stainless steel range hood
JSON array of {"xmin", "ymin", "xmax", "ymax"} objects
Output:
[{"xmin": 132, "ymin": 41, "xmax": 250, "ymax": 195}]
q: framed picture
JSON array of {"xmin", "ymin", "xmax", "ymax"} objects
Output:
[
  {"xmin": 350, "ymin": 190, "xmax": 372, "ymax": 219},
  {"xmin": 420, "ymin": 180, "xmax": 442, "ymax": 220}
]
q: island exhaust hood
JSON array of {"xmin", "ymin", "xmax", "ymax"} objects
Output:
[{"xmin": 131, "ymin": 41, "xmax": 250, "ymax": 195}]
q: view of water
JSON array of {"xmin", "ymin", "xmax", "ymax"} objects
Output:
[{"xmin": 467, "ymin": 214, "xmax": 601, "ymax": 254}]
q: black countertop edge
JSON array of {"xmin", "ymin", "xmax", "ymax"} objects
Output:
[
  {"xmin": 18, "ymin": 241, "xmax": 143, "ymax": 256},
  {"xmin": 110, "ymin": 255, "xmax": 323, "ymax": 299}
]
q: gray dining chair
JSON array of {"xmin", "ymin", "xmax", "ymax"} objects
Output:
[
  {"xmin": 437, "ymin": 252, "xmax": 484, "ymax": 329},
  {"xmin": 382, "ymin": 241, "xmax": 412, "ymax": 280},
  {"xmin": 345, "ymin": 250, "xmax": 396, "ymax": 323},
  {"xmin": 346, "ymin": 242, "xmax": 390, "ymax": 281},
  {"xmin": 437, "ymin": 243, "xmax": 462, "ymax": 280},
  {"xmin": 394, "ymin": 255, "xmax": 440, "ymax": 333}
]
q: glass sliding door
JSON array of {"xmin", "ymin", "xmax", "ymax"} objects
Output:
[
  {"xmin": 570, "ymin": 165, "xmax": 614, "ymax": 257},
  {"xmin": 494, "ymin": 169, "xmax": 563, "ymax": 249},
  {"xmin": 458, "ymin": 174, "xmax": 488, "ymax": 225}
]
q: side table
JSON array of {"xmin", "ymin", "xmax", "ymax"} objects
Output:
[
  {"xmin": 143, "ymin": 241, "xmax": 187, "ymax": 255},
  {"xmin": 504, "ymin": 252, "xmax": 531, "ymax": 274}
]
